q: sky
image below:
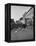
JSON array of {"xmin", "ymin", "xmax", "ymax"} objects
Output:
[{"xmin": 11, "ymin": 6, "xmax": 31, "ymax": 22}]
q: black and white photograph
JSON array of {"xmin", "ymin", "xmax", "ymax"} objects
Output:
[
  {"xmin": 11, "ymin": 5, "xmax": 35, "ymax": 40},
  {"xmin": 5, "ymin": 3, "xmax": 35, "ymax": 42},
  {"xmin": 0, "ymin": 0, "xmax": 36, "ymax": 45}
]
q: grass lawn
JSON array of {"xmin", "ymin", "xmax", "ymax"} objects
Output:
[{"xmin": 11, "ymin": 25, "xmax": 33, "ymax": 40}]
